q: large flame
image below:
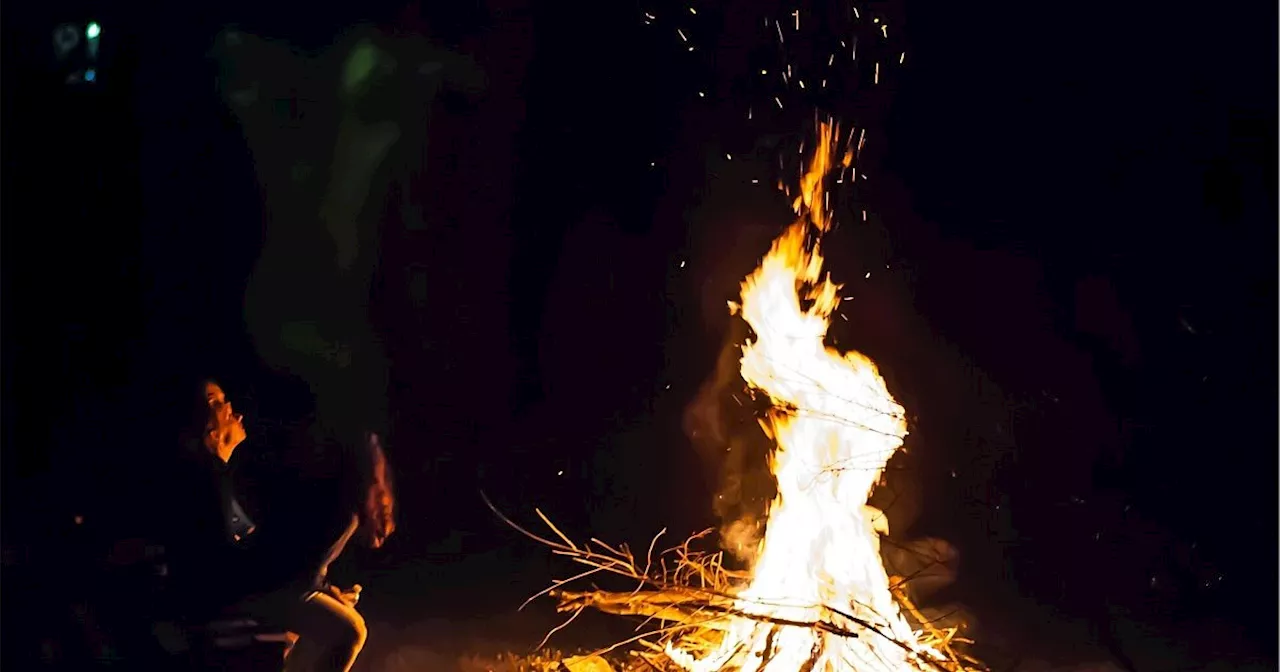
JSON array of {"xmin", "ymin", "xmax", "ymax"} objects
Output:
[{"xmin": 668, "ymin": 120, "xmax": 940, "ymax": 672}]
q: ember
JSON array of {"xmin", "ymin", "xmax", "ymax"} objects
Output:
[{"xmin": 492, "ymin": 119, "xmax": 980, "ymax": 672}]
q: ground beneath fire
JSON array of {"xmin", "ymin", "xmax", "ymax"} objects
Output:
[{"xmin": 348, "ymin": 548, "xmax": 1272, "ymax": 672}]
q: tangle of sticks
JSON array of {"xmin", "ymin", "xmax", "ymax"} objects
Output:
[{"xmin": 483, "ymin": 493, "xmax": 984, "ymax": 672}]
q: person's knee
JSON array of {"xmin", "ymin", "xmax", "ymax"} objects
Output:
[
  {"xmin": 338, "ymin": 611, "xmax": 367, "ymax": 656},
  {"xmin": 291, "ymin": 597, "xmax": 369, "ymax": 668}
]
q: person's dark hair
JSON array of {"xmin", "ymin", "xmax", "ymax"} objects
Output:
[{"xmin": 179, "ymin": 377, "xmax": 220, "ymax": 453}]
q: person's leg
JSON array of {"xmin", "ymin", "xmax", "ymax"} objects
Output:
[{"xmin": 282, "ymin": 592, "xmax": 367, "ymax": 672}]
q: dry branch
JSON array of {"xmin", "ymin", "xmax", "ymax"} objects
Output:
[{"xmin": 550, "ymin": 589, "xmax": 736, "ymax": 629}]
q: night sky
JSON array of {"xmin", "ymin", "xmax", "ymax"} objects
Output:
[{"xmin": 2, "ymin": 0, "xmax": 1276, "ymax": 668}]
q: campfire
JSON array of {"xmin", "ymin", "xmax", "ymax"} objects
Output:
[{"xmin": 492, "ymin": 119, "xmax": 980, "ymax": 672}]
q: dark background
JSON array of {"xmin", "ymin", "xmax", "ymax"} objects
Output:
[{"xmin": 2, "ymin": 0, "xmax": 1275, "ymax": 669}]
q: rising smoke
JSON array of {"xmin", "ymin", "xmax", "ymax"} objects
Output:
[{"xmin": 682, "ymin": 313, "xmax": 777, "ymax": 567}]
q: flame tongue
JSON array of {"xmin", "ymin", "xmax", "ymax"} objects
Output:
[
  {"xmin": 791, "ymin": 120, "xmax": 852, "ymax": 234},
  {"xmin": 669, "ymin": 121, "xmax": 929, "ymax": 672}
]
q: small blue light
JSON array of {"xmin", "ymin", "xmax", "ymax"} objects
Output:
[{"xmin": 84, "ymin": 69, "xmax": 97, "ymax": 82}]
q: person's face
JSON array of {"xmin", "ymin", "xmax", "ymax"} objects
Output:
[{"xmin": 204, "ymin": 382, "xmax": 247, "ymax": 460}]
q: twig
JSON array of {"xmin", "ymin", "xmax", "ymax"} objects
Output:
[{"xmin": 535, "ymin": 604, "xmax": 588, "ymax": 652}]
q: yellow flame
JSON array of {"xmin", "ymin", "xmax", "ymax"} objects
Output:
[
  {"xmin": 791, "ymin": 121, "xmax": 852, "ymax": 234},
  {"xmin": 669, "ymin": 120, "xmax": 943, "ymax": 672}
]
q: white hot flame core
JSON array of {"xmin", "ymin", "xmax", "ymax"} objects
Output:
[{"xmin": 667, "ymin": 121, "xmax": 940, "ymax": 672}]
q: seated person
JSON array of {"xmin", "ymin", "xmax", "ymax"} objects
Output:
[{"xmin": 157, "ymin": 378, "xmax": 389, "ymax": 672}]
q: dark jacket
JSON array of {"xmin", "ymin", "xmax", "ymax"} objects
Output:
[
  {"xmin": 157, "ymin": 436, "xmax": 364, "ymax": 621},
  {"xmin": 154, "ymin": 448, "xmax": 260, "ymax": 621}
]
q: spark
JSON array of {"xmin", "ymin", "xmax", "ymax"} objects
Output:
[
  {"xmin": 644, "ymin": 12, "xmax": 656, "ymax": 19},
  {"xmin": 680, "ymin": 260, "xmax": 687, "ymax": 267},
  {"xmin": 689, "ymin": 6, "xmax": 697, "ymax": 14},
  {"xmin": 899, "ymin": 51, "xmax": 906, "ymax": 64},
  {"xmin": 865, "ymin": 272, "xmax": 871, "ymax": 279},
  {"xmin": 874, "ymin": 62, "xmax": 880, "ymax": 84},
  {"xmin": 828, "ymin": 53, "xmax": 836, "ymax": 67},
  {"xmin": 677, "ymin": 28, "xmax": 688, "ymax": 42},
  {"xmin": 748, "ymin": 107, "xmax": 753, "ymax": 119},
  {"xmin": 726, "ymin": 153, "xmax": 733, "ymax": 160},
  {"xmin": 775, "ymin": 20, "xmax": 785, "ymax": 43},
  {"xmin": 798, "ymin": 79, "xmax": 806, "ymax": 89},
  {"xmin": 774, "ymin": 96, "xmax": 783, "ymax": 109},
  {"xmin": 793, "ymin": 9, "xmax": 800, "ymax": 30},
  {"xmin": 853, "ymin": 6, "xmax": 861, "ymax": 18},
  {"xmin": 881, "ymin": 24, "xmax": 889, "ymax": 38},
  {"xmin": 851, "ymin": 36, "xmax": 858, "ymax": 60},
  {"xmin": 698, "ymin": 91, "xmax": 706, "ymax": 97},
  {"xmin": 862, "ymin": 209, "xmax": 867, "ymax": 221}
]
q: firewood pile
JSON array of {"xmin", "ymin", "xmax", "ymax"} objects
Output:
[{"xmin": 486, "ymin": 496, "xmax": 985, "ymax": 672}]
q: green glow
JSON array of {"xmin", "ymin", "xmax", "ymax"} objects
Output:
[
  {"xmin": 342, "ymin": 40, "xmax": 381, "ymax": 95},
  {"xmin": 86, "ymin": 22, "xmax": 101, "ymax": 39}
]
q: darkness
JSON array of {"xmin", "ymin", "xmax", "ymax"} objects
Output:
[{"xmin": 2, "ymin": 0, "xmax": 1275, "ymax": 669}]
